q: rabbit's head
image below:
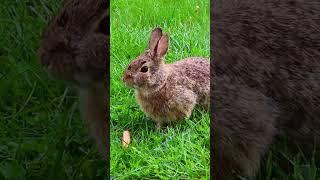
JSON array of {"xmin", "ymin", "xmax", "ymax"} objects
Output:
[
  {"xmin": 38, "ymin": 0, "xmax": 109, "ymax": 87},
  {"xmin": 123, "ymin": 27, "xmax": 169, "ymax": 90}
]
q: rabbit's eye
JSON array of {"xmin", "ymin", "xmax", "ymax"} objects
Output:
[
  {"xmin": 140, "ymin": 66, "xmax": 148, "ymax": 73},
  {"xmin": 128, "ymin": 65, "xmax": 131, "ymax": 70}
]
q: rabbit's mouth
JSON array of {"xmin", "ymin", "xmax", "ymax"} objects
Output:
[
  {"xmin": 123, "ymin": 81, "xmax": 132, "ymax": 87},
  {"xmin": 42, "ymin": 58, "xmax": 79, "ymax": 84},
  {"xmin": 123, "ymin": 79, "xmax": 136, "ymax": 89},
  {"xmin": 46, "ymin": 61, "xmax": 63, "ymax": 78},
  {"xmin": 122, "ymin": 76, "xmax": 133, "ymax": 87},
  {"xmin": 123, "ymin": 77, "xmax": 142, "ymax": 90},
  {"xmin": 122, "ymin": 72, "xmax": 135, "ymax": 87}
]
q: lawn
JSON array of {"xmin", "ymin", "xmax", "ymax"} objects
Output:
[
  {"xmin": 0, "ymin": 0, "xmax": 106, "ymax": 179},
  {"xmin": 110, "ymin": 0, "xmax": 210, "ymax": 179}
]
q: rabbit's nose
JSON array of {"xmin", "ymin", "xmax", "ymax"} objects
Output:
[{"xmin": 122, "ymin": 74, "xmax": 131, "ymax": 81}]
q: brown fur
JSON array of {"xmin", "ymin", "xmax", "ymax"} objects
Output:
[
  {"xmin": 123, "ymin": 28, "xmax": 209, "ymax": 128},
  {"xmin": 212, "ymin": 0, "xmax": 320, "ymax": 179},
  {"xmin": 38, "ymin": 0, "xmax": 109, "ymax": 157}
]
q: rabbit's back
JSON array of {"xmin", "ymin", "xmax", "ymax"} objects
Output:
[
  {"xmin": 169, "ymin": 58, "xmax": 210, "ymax": 107},
  {"xmin": 171, "ymin": 58, "xmax": 209, "ymax": 81},
  {"xmin": 213, "ymin": 0, "xmax": 320, "ymax": 131}
]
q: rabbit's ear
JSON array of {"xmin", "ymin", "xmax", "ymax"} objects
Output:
[
  {"xmin": 148, "ymin": 27, "xmax": 163, "ymax": 53},
  {"xmin": 155, "ymin": 33, "xmax": 169, "ymax": 58}
]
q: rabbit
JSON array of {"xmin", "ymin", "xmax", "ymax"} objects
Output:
[
  {"xmin": 38, "ymin": 0, "xmax": 109, "ymax": 158},
  {"xmin": 122, "ymin": 27, "xmax": 210, "ymax": 129},
  {"xmin": 211, "ymin": 0, "xmax": 320, "ymax": 179}
]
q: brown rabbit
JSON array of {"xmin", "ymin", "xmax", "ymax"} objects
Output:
[
  {"xmin": 123, "ymin": 27, "xmax": 210, "ymax": 129},
  {"xmin": 212, "ymin": 0, "xmax": 320, "ymax": 179},
  {"xmin": 38, "ymin": 0, "xmax": 109, "ymax": 157}
]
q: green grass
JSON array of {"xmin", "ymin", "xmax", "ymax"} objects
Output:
[
  {"xmin": 110, "ymin": 0, "xmax": 210, "ymax": 179},
  {"xmin": 0, "ymin": 0, "xmax": 105, "ymax": 179},
  {"xmin": 254, "ymin": 137, "xmax": 320, "ymax": 180}
]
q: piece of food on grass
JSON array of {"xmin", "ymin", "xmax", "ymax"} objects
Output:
[{"xmin": 122, "ymin": 130, "xmax": 130, "ymax": 148}]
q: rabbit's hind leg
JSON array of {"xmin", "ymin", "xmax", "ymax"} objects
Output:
[
  {"xmin": 170, "ymin": 89, "xmax": 198, "ymax": 120},
  {"xmin": 212, "ymin": 79, "xmax": 278, "ymax": 179}
]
